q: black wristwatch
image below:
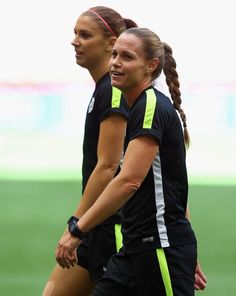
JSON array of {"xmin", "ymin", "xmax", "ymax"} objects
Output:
[{"xmin": 67, "ymin": 216, "xmax": 89, "ymax": 240}]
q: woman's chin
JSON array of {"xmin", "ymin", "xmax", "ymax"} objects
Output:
[{"xmin": 111, "ymin": 79, "xmax": 123, "ymax": 90}]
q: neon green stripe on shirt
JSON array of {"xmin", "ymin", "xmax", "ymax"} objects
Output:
[
  {"xmin": 114, "ymin": 224, "xmax": 122, "ymax": 252},
  {"xmin": 112, "ymin": 87, "xmax": 122, "ymax": 108},
  {"xmin": 143, "ymin": 88, "xmax": 156, "ymax": 129},
  {"xmin": 156, "ymin": 248, "xmax": 173, "ymax": 296}
]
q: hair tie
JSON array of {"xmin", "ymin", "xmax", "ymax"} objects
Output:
[{"xmin": 88, "ymin": 9, "xmax": 117, "ymax": 37}]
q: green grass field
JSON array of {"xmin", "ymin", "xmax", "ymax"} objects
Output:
[{"xmin": 0, "ymin": 180, "xmax": 235, "ymax": 295}]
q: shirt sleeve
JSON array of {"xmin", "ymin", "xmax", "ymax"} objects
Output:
[
  {"xmin": 129, "ymin": 89, "xmax": 167, "ymax": 145},
  {"xmin": 97, "ymin": 84, "xmax": 129, "ymax": 123}
]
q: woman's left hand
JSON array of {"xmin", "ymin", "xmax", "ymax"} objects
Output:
[{"xmin": 55, "ymin": 230, "xmax": 80, "ymax": 269}]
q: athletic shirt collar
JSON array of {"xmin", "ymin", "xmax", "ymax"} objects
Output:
[
  {"xmin": 96, "ymin": 72, "xmax": 110, "ymax": 88},
  {"xmin": 130, "ymin": 85, "xmax": 154, "ymax": 109}
]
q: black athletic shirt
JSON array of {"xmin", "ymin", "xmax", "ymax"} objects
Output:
[
  {"xmin": 82, "ymin": 73, "xmax": 129, "ymax": 225},
  {"xmin": 121, "ymin": 86, "xmax": 197, "ymax": 253}
]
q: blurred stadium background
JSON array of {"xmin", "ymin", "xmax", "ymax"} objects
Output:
[{"xmin": 0, "ymin": 0, "xmax": 235, "ymax": 295}]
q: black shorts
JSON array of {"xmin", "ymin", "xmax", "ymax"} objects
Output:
[
  {"xmin": 92, "ymin": 244, "xmax": 197, "ymax": 296},
  {"xmin": 77, "ymin": 224, "xmax": 122, "ymax": 282}
]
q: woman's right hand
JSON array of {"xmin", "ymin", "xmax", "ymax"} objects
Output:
[{"xmin": 194, "ymin": 261, "xmax": 207, "ymax": 290}]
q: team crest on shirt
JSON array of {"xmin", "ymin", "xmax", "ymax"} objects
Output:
[{"xmin": 88, "ymin": 97, "xmax": 95, "ymax": 113}]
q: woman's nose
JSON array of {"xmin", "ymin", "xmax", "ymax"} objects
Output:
[
  {"xmin": 71, "ymin": 37, "xmax": 80, "ymax": 47},
  {"xmin": 112, "ymin": 56, "xmax": 121, "ymax": 67}
]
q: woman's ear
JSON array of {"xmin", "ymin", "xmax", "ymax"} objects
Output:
[
  {"xmin": 106, "ymin": 36, "xmax": 117, "ymax": 52},
  {"xmin": 146, "ymin": 58, "xmax": 159, "ymax": 73}
]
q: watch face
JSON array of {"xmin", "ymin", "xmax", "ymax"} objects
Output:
[
  {"xmin": 67, "ymin": 216, "xmax": 79, "ymax": 225},
  {"xmin": 68, "ymin": 217, "xmax": 88, "ymax": 239},
  {"xmin": 69, "ymin": 220, "xmax": 82, "ymax": 238},
  {"xmin": 69, "ymin": 222, "xmax": 76, "ymax": 233}
]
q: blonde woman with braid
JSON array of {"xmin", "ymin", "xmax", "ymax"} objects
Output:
[
  {"xmin": 55, "ymin": 27, "xmax": 206, "ymax": 295},
  {"xmin": 42, "ymin": 6, "xmax": 137, "ymax": 296}
]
